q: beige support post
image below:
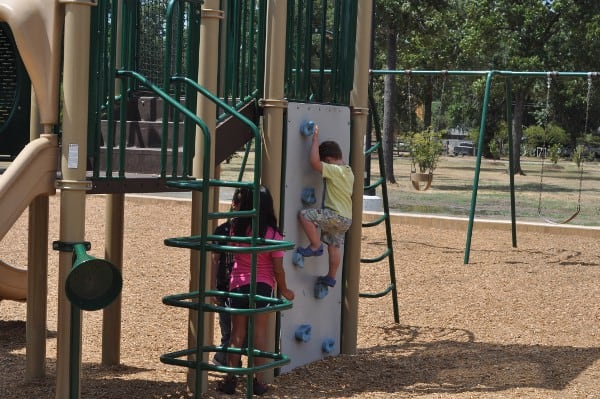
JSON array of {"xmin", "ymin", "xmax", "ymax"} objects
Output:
[
  {"xmin": 260, "ymin": 0, "xmax": 288, "ymax": 384},
  {"xmin": 102, "ymin": 0, "xmax": 124, "ymax": 366},
  {"xmin": 26, "ymin": 93, "xmax": 49, "ymax": 381},
  {"xmin": 341, "ymin": 0, "xmax": 372, "ymax": 354},
  {"xmin": 55, "ymin": 2, "xmax": 93, "ymax": 398},
  {"xmin": 188, "ymin": 1, "xmax": 223, "ymax": 392},
  {"xmin": 102, "ymin": 194, "xmax": 124, "ymax": 365},
  {"xmin": 262, "ymin": 0, "xmax": 288, "ymax": 210}
]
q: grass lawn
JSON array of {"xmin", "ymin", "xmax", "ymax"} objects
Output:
[
  {"xmin": 220, "ymin": 151, "xmax": 600, "ymax": 227},
  {"xmin": 377, "ymin": 154, "xmax": 600, "ymax": 226}
]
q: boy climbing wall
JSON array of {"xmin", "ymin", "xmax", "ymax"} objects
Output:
[{"xmin": 297, "ymin": 124, "xmax": 353, "ymax": 288}]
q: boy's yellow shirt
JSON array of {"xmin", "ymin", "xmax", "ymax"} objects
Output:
[{"xmin": 321, "ymin": 162, "xmax": 354, "ymax": 219}]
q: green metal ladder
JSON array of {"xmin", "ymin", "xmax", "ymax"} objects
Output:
[
  {"xmin": 151, "ymin": 84, "xmax": 294, "ymax": 399},
  {"xmin": 358, "ymin": 92, "xmax": 400, "ymax": 323}
]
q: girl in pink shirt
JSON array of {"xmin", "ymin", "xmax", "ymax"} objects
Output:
[{"xmin": 218, "ymin": 185, "xmax": 294, "ymax": 396}]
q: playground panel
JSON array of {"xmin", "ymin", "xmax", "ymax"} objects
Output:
[
  {"xmin": 280, "ymin": 102, "xmax": 351, "ymax": 373},
  {"xmin": 0, "ymin": 22, "xmax": 30, "ymax": 159}
]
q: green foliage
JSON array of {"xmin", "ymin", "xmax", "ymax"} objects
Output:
[
  {"xmin": 572, "ymin": 144, "xmax": 585, "ymax": 167},
  {"xmin": 523, "ymin": 125, "xmax": 544, "ymax": 148},
  {"xmin": 523, "ymin": 123, "xmax": 568, "ymax": 148},
  {"xmin": 487, "ymin": 121, "xmax": 509, "ymax": 158},
  {"xmin": 410, "ymin": 128, "xmax": 443, "ymax": 173},
  {"xmin": 549, "ymin": 143, "xmax": 562, "ymax": 164},
  {"xmin": 580, "ymin": 133, "xmax": 600, "ymax": 147},
  {"xmin": 372, "ymin": 0, "xmax": 599, "ymax": 163},
  {"xmin": 576, "ymin": 133, "xmax": 600, "ymax": 161},
  {"xmin": 488, "ymin": 139, "xmax": 500, "ymax": 160}
]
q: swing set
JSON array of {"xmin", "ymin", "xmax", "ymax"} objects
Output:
[{"xmin": 370, "ymin": 69, "xmax": 599, "ymax": 264}]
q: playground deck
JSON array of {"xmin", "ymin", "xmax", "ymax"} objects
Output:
[{"xmin": 1, "ymin": 194, "xmax": 599, "ymax": 399}]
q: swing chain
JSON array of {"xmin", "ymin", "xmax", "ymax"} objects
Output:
[
  {"xmin": 538, "ymin": 73, "xmax": 591, "ymax": 224},
  {"xmin": 584, "ymin": 73, "xmax": 593, "ymax": 135},
  {"xmin": 435, "ymin": 72, "xmax": 447, "ymax": 133},
  {"xmin": 406, "ymin": 71, "xmax": 416, "ymax": 173}
]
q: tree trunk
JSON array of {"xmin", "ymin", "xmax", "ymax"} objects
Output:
[
  {"xmin": 512, "ymin": 91, "xmax": 526, "ymax": 175},
  {"xmin": 382, "ymin": 29, "xmax": 397, "ymax": 183}
]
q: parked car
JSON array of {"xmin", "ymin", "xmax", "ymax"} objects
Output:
[
  {"xmin": 393, "ymin": 140, "xmax": 410, "ymax": 156},
  {"xmin": 453, "ymin": 141, "xmax": 475, "ymax": 156},
  {"xmin": 585, "ymin": 145, "xmax": 600, "ymax": 159}
]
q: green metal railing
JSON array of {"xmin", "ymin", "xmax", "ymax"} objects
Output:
[
  {"xmin": 220, "ymin": 0, "xmax": 266, "ymax": 112},
  {"xmin": 154, "ymin": 74, "xmax": 294, "ymax": 398},
  {"xmin": 88, "ymin": 0, "xmax": 203, "ymax": 180},
  {"xmin": 87, "ymin": 0, "xmax": 267, "ymax": 184},
  {"xmin": 285, "ymin": 0, "xmax": 358, "ymax": 104},
  {"xmin": 87, "ymin": 0, "xmax": 362, "ymax": 184}
]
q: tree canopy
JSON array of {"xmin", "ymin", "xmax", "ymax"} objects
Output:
[{"xmin": 372, "ymin": 0, "xmax": 599, "ymax": 177}]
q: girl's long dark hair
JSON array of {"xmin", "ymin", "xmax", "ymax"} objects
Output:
[{"xmin": 232, "ymin": 185, "xmax": 280, "ymax": 238}]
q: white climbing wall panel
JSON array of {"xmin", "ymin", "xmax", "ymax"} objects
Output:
[{"xmin": 279, "ymin": 102, "xmax": 351, "ymax": 373}]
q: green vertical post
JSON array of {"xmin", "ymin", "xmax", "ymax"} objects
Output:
[
  {"xmin": 464, "ymin": 71, "xmax": 495, "ymax": 264},
  {"xmin": 505, "ymin": 77, "xmax": 517, "ymax": 247}
]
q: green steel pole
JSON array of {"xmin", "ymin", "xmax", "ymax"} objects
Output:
[
  {"xmin": 505, "ymin": 77, "xmax": 517, "ymax": 248},
  {"xmin": 464, "ymin": 71, "xmax": 495, "ymax": 264}
]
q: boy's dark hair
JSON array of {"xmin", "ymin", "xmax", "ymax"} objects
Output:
[{"xmin": 319, "ymin": 140, "xmax": 342, "ymax": 160}]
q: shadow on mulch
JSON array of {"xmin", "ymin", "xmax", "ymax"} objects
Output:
[
  {"xmin": 2, "ymin": 321, "xmax": 599, "ymax": 398},
  {"xmin": 273, "ymin": 324, "xmax": 600, "ymax": 398},
  {"xmin": 0, "ymin": 320, "xmax": 193, "ymax": 399}
]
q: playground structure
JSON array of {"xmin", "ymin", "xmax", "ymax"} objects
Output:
[
  {"xmin": 0, "ymin": 1, "xmax": 392, "ymax": 398},
  {"xmin": 1, "ymin": 1, "xmax": 597, "ymax": 398}
]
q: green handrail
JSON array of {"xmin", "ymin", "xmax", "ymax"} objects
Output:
[
  {"xmin": 163, "ymin": 75, "xmax": 264, "ymax": 396},
  {"xmin": 171, "ymin": 76, "xmax": 260, "ymax": 140},
  {"xmin": 115, "ymin": 70, "xmax": 209, "ymax": 165}
]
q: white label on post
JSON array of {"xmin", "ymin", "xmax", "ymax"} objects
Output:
[{"xmin": 68, "ymin": 144, "xmax": 79, "ymax": 169}]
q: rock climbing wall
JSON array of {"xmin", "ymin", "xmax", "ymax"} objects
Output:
[{"xmin": 279, "ymin": 102, "xmax": 351, "ymax": 372}]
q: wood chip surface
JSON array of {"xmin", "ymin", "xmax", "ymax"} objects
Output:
[{"xmin": 1, "ymin": 195, "xmax": 599, "ymax": 398}]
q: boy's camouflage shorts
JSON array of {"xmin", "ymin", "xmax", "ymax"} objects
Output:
[{"xmin": 300, "ymin": 208, "xmax": 352, "ymax": 247}]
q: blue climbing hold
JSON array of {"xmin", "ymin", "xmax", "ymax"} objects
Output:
[
  {"xmin": 292, "ymin": 251, "xmax": 304, "ymax": 268},
  {"xmin": 314, "ymin": 281, "xmax": 328, "ymax": 299},
  {"xmin": 322, "ymin": 338, "xmax": 335, "ymax": 353},
  {"xmin": 300, "ymin": 120, "xmax": 315, "ymax": 136},
  {"xmin": 301, "ymin": 187, "xmax": 317, "ymax": 206},
  {"xmin": 294, "ymin": 324, "xmax": 312, "ymax": 342}
]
